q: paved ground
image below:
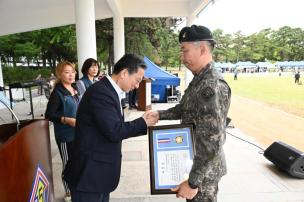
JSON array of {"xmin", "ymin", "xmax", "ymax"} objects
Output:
[
  {"xmin": 50, "ymin": 104, "xmax": 304, "ymax": 202},
  {"xmin": 1, "ymin": 90, "xmax": 304, "ymax": 202},
  {"xmin": 228, "ymin": 95, "xmax": 304, "ymax": 151}
]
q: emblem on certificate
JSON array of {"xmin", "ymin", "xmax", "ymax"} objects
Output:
[{"xmin": 148, "ymin": 124, "xmax": 195, "ymax": 194}]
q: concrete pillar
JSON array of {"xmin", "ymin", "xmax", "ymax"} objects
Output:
[
  {"xmin": 75, "ymin": 0, "xmax": 97, "ymax": 77},
  {"xmin": 0, "ymin": 56, "xmax": 3, "ymax": 87},
  {"xmin": 184, "ymin": 16, "xmax": 196, "ymax": 88},
  {"xmin": 113, "ymin": 14, "xmax": 125, "ymax": 63}
]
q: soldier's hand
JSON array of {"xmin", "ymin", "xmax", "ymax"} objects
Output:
[{"xmin": 171, "ymin": 181, "xmax": 198, "ymax": 199}]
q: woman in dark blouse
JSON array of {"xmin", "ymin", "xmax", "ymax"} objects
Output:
[{"xmin": 45, "ymin": 61, "xmax": 80, "ymax": 202}]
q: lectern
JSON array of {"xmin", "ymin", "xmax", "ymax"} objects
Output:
[
  {"xmin": 137, "ymin": 78, "xmax": 152, "ymax": 111},
  {"xmin": 0, "ymin": 119, "xmax": 54, "ymax": 202}
]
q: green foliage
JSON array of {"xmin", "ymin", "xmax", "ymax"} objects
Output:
[
  {"xmin": 125, "ymin": 17, "xmax": 181, "ymax": 67},
  {"xmin": 0, "ymin": 25, "xmax": 77, "ymax": 68},
  {"xmin": 2, "ymin": 66, "xmax": 52, "ymax": 85},
  {"xmin": 0, "ymin": 20, "xmax": 303, "ymax": 72},
  {"xmin": 213, "ymin": 26, "xmax": 304, "ymax": 63},
  {"xmin": 94, "ymin": 17, "xmax": 182, "ymax": 73}
]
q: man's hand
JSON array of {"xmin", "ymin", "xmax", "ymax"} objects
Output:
[
  {"xmin": 146, "ymin": 111, "xmax": 159, "ymax": 120},
  {"xmin": 171, "ymin": 181, "xmax": 198, "ymax": 199},
  {"xmin": 142, "ymin": 111, "xmax": 159, "ymax": 126}
]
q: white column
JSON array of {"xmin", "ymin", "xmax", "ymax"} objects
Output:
[
  {"xmin": 113, "ymin": 14, "xmax": 125, "ymax": 63},
  {"xmin": 75, "ymin": 0, "xmax": 97, "ymax": 77},
  {"xmin": 184, "ymin": 16, "xmax": 196, "ymax": 88},
  {"xmin": 0, "ymin": 56, "xmax": 3, "ymax": 87}
]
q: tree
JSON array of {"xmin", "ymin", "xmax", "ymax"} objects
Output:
[
  {"xmin": 2, "ymin": 20, "xmax": 303, "ymax": 71},
  {"xmin": 213, "ymin": 29, "xmax": 233, "ymax": 62},
  {"xmin": 0, "ymin": 34, "xmax": 20, "ymax": 66},
  {"xmin": 95, "ymin": 17, "xmax": 182, "ymax": 73},
  {"xmin": 231, "ymin": 31, "xmax": 245, "ymax": 62}
]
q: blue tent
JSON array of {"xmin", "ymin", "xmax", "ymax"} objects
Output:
[
  {"xmin": 143, "ymin": 56, "xmax": 180, "ymax": 102},
  {"xmin": 275, "ymin": 61, "xmax": 304, "ymax": 68}
]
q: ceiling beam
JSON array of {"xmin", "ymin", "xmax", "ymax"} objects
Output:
[
  {"xmin": 121, "ymin": 0, "xmax": 189, "ymax": 17},
  {"xmin": 188, "ymin": 0, "xmax": 214, "ymax": 18},
  {"xmin": 106, "ymin": 0, "xmax": 123, "ymax": 16}
]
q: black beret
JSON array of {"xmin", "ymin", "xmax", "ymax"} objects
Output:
[{"xmin": 179, "ymin": 25, "xmax": 215, "ymax": 44}]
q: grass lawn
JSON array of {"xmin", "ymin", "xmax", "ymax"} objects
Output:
[{"xmin": 224, "ymin": 73, "xmax": 304, "ymax": 117}]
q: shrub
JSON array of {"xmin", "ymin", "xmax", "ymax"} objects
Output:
[{"xmin": 2, "ymin": 66, "xmax": 53, "ymax": 85}]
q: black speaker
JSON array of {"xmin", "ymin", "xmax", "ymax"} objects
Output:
[{"xmin": 264, "ymin": 141, "xmax": 304, "ymax": 178}]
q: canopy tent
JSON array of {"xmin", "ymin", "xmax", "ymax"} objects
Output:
[
  {"xmin": 234, "ymin": 61, "xmax": 257, "ymax": 71},
  {"xmin": 235, "ymin": 61, "xmax": 256, "ymax": 68},
  {"xmin": 256, "ymin": 62, "xmax": 274, "ymax": 68},
  {"xmin": 275, "ymin": 61, "xmax": 304, "ymax": 68},
  {"xmin": 214, "ymin": 62, "xmax": 235, "ymax": 72},
  {"xmin": 143, "ymin": 56, "xmax": 180, "ymax": 103},
  {"xmin": 214, "ymin": 62, "xmax": 235, "ymax": 69}
]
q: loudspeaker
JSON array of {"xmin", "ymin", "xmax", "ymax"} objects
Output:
[{"xmin": 264, "ymin": 141, "xmax": 304, "ymax": 178}]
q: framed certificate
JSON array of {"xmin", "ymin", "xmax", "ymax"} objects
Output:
[{"xmin": 148, "ymin": 124, "xmax": 195, "ymax": 194}]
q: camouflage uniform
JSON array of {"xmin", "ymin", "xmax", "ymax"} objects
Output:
[{"xmin": 159, "ymin": 63, "xmax": 231, "ymax": 202}]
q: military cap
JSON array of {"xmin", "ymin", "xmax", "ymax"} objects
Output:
[{"xmin": 179, "ymin": 25, "xmax": 215, "ymax": 44}]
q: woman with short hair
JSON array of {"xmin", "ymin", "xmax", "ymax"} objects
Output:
[{"xmin": 76, "ymin": 58, "xmax": 100, "ymax": 97}]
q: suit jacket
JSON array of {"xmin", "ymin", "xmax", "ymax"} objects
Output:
[{"xmin": 63, "ymin": 77, "xmax": 147, "ymax": 193}]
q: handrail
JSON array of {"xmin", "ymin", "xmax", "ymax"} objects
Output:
[{"xmin": 0, "ymin": 95, "xmax": 20, "ymax": 131}]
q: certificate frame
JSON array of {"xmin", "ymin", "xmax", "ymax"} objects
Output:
[{"xmin": 148, "ymin": 124, "xmax": 195, "ymax": 195}]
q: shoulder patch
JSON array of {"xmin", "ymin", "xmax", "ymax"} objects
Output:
[{"xmin": 201, "ymin": 86, "xmax": 215, "ymax": 99}]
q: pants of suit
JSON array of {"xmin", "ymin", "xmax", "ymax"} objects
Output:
[{"xmin": 71, "ymin": 190, "xmax": 109, "ymax": 202}]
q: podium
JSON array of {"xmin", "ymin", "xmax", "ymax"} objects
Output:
[
  {"xmin": 137, "ymin": 78, "xmax": 152, "ymax": 111},
  {"xmin": 0, "ymin": 119, "xmax": 54, "ymax": 202}
]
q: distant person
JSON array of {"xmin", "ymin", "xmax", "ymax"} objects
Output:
[
  {"xmin": 35, "ymin": 74, "xmax": 43, "ymax": 95},
  {"xmin": 295, "ymin": 71, "xmax": 300, "ymax": 84},
  {"xmin": 48, "ymin": 73, "xmax": 57, "ymax": 90},
  {"xmin": 45, "ymin": 61, "xmax": 80, "ymax": 202},
  {"xmin": 76, "ymin": 58, "xmax": 100, "ymax": 98},
  {"xmin": 63, "ymin": 54, "xmax": 158, "ymax": 202},
  {"xmin": 234, "ymin": 69, "xmax": 238, "ymax": 80}
]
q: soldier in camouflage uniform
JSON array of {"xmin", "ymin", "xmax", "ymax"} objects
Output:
[{"xmin": 153, "ymin": 25, "xmax": 231, "ymax": 202}]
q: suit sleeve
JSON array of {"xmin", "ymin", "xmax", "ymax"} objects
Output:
[{"xmin": 90, "ymin": 89, "xmax": 147, "ymax": 142}]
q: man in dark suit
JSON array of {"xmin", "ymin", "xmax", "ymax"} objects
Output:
[{"xmin": 63, "ymin": 54, "xmax": 158, "ymax": 202}]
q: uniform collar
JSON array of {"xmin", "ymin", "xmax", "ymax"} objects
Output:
[{"xmin": 196, "ymin": 62, "xmax": 212, "ymax": 77}]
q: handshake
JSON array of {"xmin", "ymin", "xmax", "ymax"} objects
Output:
[{"xmin": 142, "ymin": 111, "xmax": 159, "ymax": 127}]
